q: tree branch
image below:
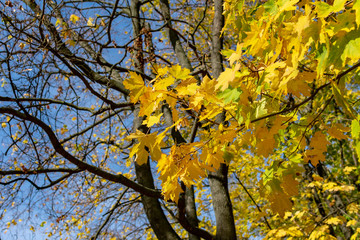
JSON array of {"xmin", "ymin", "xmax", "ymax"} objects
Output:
[
  {"xmin": 0, "ymin": 168, "xmax": 82, "ymax": 175},
  {"xmin": 0, "ymin": 172, "xmax": 73, "ymax": 190},
  {"xmin": 0, "ymin": 107, "xmax": 162, "ymax": 199}
]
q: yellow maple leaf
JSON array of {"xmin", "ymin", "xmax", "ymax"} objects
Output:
[
  {"xmin": 275, "ymin": 229, "xmax": 287, "ymax": 238},
  {"xmin": 87, "ymin": 17, "xmax": 95, "ymax": 27},
  {"xmin": 264, "ymin": 61, "xmax": 286, "ymax": 91},
  {"xmin": 153, "ymin": 75, "xmax": 175, "ymax": 91},
  {"xmin": 310, "ymin": 131, "xmax": 328, "ymax": 150},
  {"xmin": 256, "ymin": 135, "xmax": 275, "ymax": 157},
  {"xmin": 126, "ymin": 129, "xmax": 146, "ymax": 140},
  {"xmin": 346, "ymin": 219, "xmax": 357, "ymax": 227},
  {"xmin": 281, "ymin": 174, "xmax": 299, "ymax": 197},
  {"xmin": 238, "ymin": 84, "xmax": 252, "ymax": 107},
  {"xmin": 268, "ymin": 190, "xmax": 293, "ymax": 217},
  {"xmin": 128, "ymin": 131, "xmax": 165, "ymax": 163},
  {"xmin": 327, "ymin": 123, "xmax": 349, "ymax": 140},
  {"xmin": 199, "ymin": 146, "xmax": 224, "ymax": 171},
  {"xmin": 347, "ymin": 203, "xmax": 359, "ymax": 214},
  {"xmin": 297, "ymin": 71, "xmax": 317, "ymax": 83},
  {"xmin": 323, "ymin": 182, "xmax": 339, "ymax": 192},
  {"xmin": 176, "ymin": 83, "xmax": 198, "ymax": 96},
  {"xmin": 139, "ymin": 89, "xmax": 161, "ymax": 117},
  {"xmin": 215, "ymin": 65, "xmax": 239, "ymax": 91},
  {"xmin": 147, "ymin": 133, "xmax": 165, "ymax": 161},
  {"xmin": 143, "ymin": 113, "xmax": 163, "ymax": 127},
  {"xmin": 161, "ymin": 178, "xmax": 183, "ymax": 203},
  {"xmin": 65, "ymin": 39, "xmax": 76, "ymax": 47},
  {"xmin": 354, "ymin": 0, "xmax": 360, "ymax": 26},
  {"xmin": 304, "ymin": 131, "xmax": 329, "ymax": 166},
  {"xmin": 190, "ymin": 76, "xmax": 221, "ymax": 110},
  {"xmin": 309, "ymin": 225, "xmax": 337, "ymax": 240},
  {"xmin": 200, "ymin": 104, "xmax": 224, "ymax": 122},
  {"xmin": 312, "ymin": 174, "xmax": 324, "ymax": 181},
  {"xmin": 287, "ymin": 79, "xmax": 311, "ymax": 97},
  {"xmin": 123, "ymin": 72, "xmax": 147, "ymax": 103},
  {"xmin": 287, "ymin": 226, "xmax": 304, "ymax": 237},
  {"xmin": 325, "ymin": 217, "xmax": 343, "ymax": 225},
  {"xmin": 228, "ymin": 44, "xmax": 242, "ymax": 65},
  {"xmin": 268, "ymin": 116, "xmax": 289, "ymax": 135},
  {"xmin": 316, "ymin": 0, "xmax": 346, "ymax": 18},
  {"xmin": 255, "ymin": 125, "xmax": 277, "ymax": 157},
  {"xmin": 344, "ymin": 166, "xmax": 356, "ymax": 174},
  {"xmin": 340, "ymin": 185, "xmax": 355, "ymax": 192},
  {"xmin": 157, "ymin": 143, "xmax": 206, "ymax": 202},
  {"xmin": 69, "ymin": 14, "xmax": 80, "ymax": 24},
  {"xmin": 157, "ymin": 153, "xmax": 182, "ymax": 202},
  {"xmin": 304, "ymin": 150, "xmax": 324, "ymax": 166},
  {"xmin": 200, "ymin": 75, "xmax": 215, "ymax": 92},
  {"xmin": 129, "ymin": 142, "xmax": 149, "ymax": 165},
  {"xmin": 278, "ymin": 0, "xmax": 298, "ymax": 12},
  {"xmin": 180, "ymin": 158, "xmax": 206, "ymax": 186},
  {"xmin": 294, "ymin": 15, "xmax": 310, "ymax": 37},
  {"xmin": 168, "ymin": 65, "xmax": 191, "ymax": 80}
]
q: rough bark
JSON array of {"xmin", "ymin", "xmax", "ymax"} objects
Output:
[
  {"xmin": 185, "ymin": 186, "xmax": 200, "ymax": 240},
  {"xmin": 134, "ymin": 157, "xmax": 180, "ymax": 240},
  {"xmin": 208, "ymin": 165, "xmax": 236, "ymax": 240},
  {"xmin": 132, "ymin": 108, "xmax": 180, "ymax": 239},
  {"xmin": 158, "ymin": 1, "xmax": 202, "ymax": 238},
  {"xmin": 134, "ymin": 146, "xmax": 180, "ymax": 240},
  {"xmin": 162, "ymin": 105, "xmax": 213, "ymax": 240},
  {"xmin": 130, "ymin": 1, "xmax": 180, "ymax": 239},
  {"xmin": 159, "ymin": 0, "xmax": 193, "ymax": 70},
  {"xmin": 209, "ymin": 0, "xmax": 237, "ymax": 239}
]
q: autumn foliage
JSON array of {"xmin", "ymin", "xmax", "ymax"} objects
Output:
[{"xmin": 1, "ymin": 0, "xmax": 360, "ymax": 239}]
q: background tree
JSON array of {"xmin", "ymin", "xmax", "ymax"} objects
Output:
[{"xmin": 1, "ymin": 0, "xmax": 360, "ymax": 239}]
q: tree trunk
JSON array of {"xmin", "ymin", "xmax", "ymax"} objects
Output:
[
  {"xmin": 209, "ymin": 0, "xmax": 237, "ymax": 239},
  {"xmin": 131, "ymin": 1, "xmax": 180, "ymax": 239}
]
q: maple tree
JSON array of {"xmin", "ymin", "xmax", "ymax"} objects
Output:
[{"xmin": 1, "ymin": 0, "xmax": 360, "ymax": 239}]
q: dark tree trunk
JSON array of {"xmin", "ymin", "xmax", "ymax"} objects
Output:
[
  {"xmin": 158, "ymin": 2, "xmax": 202, "ymax": 239},
  {"xmin": 131, "ymin": 1, "xmax": 180, "ymax": 239},
  {"xmin": 209, "ymin": 0, "xmax": 237, "ymax": 239}
]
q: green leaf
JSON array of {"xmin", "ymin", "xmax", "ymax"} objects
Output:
[
  {"xmin": 263, "ymin": 167, "xmax": 275, "ymax": 185},
  {"xmin": 341, "ymin": 37, "xmax": 360, "ymax": 66},
  {"xmin": 264, "ymin": 0, "xmax": 279, "ymax": 16},
  {"xmin": 316, "ymin": 0, "xmax": 346, "ymax": 18},
  {"xmin": 217, "ymin": 87, "xmax": 242, "ymax": 104},
  {"xmin": 351, "ymin": 119, "xmax": 360, "ymax": 139},
  {"xmin": 356, "ymin": 141, "xmax": 360, "ymax": 158},
  {"xmin": 316, "ymin": 1, "xmax": 332, "ymax": 18},
  {"xmin": 330, "ymin": 11, "xmax": 355, "ymax": 34},
  {"xmin": 354, "ymin": 0, "xmax": 360, "ymax": 26},
  {"xmin": 221, "ymin": 49, "xmax": 235, "ymax": 58},
  {"xmin": 316, "ymin": 45, "xmax": 328, "ymax": 78},
  {"xmin": 332, "ymin": 0, "xmax": 347, "ymax": 12},
  {"xmin": 223, "ymin": 150, "xmax": 234, "ymax": 164},
  {"xmin": 277, "ymin": 0, "xmax": 298, "ymax": 12},
  {"xmin": 254, "ymin": 98, "xmax": 267, "ymax": 119},
  {"xmin": 328, "ymin": 29, "xmax": 360, "ymax": 68},
  {"xmin": 332, "ymin": 82, "xmax": 356, "ymax": 119},
  {"xmin": 237, "ymin": 0, "xmax": 244, "ymax": 11}
]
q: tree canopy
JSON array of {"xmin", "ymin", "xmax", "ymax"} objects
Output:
[{"xmin": 1, "ymin": 0, "xmax": 360, "ymax": 239}]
